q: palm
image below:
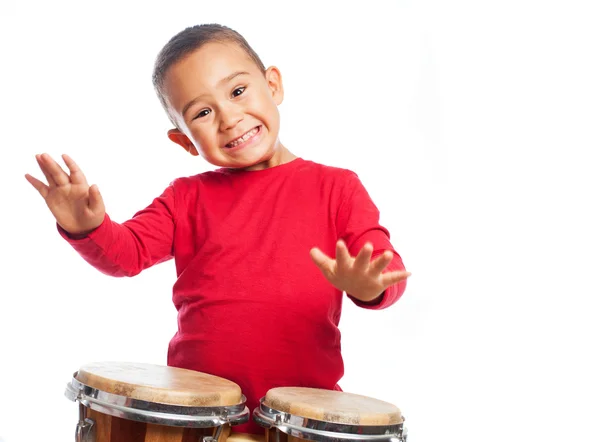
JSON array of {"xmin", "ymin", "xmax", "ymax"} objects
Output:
[
  {"xmin": 310, "ymin": 240, "xmax": 411, "ymax": 302},
  {"xmin": 25, "ymin": 154, "xmax": 105, "ymax": 235},
  {"xmin": 46, "ymin": 182, "xmax": 93, "ymax": 226}
]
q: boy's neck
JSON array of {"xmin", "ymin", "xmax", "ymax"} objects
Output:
[{"xmin": 241, "ymin": 144, "xmax": 297, "ymax": 171}]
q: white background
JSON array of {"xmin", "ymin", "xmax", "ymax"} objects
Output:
[{"xmin": 0, "ymin": 1, "xmax": 599, "ymax": 441}]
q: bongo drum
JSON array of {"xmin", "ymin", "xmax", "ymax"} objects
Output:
[
  {"xmin": 253, "ymin": 387, "xmax": 406, "ymax": 442},
  {"xmin": 64, "ymin": 362, "xmax": 249, "ymax": 442}
]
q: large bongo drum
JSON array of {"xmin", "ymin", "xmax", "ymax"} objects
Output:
[
  {"xmin": 253, "ymin": 387, "xmax": 407, "ymax": 442},
  {"xmin": 64, "ymin": 362, "xmax": 249, "ymax": 442}
]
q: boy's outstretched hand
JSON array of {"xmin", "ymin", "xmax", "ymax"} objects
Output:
[
  {"xmin": 25, "ymin": 153, "xmax": 105, "ymax": 236},
  {"xmin": 310, "ymin": 240, "xmax": 411, "ymax": 303}
]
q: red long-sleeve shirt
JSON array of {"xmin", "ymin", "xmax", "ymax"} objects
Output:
[{"xmin": 60, "ymin": 158, "xmax": 406, "ymax": 433}]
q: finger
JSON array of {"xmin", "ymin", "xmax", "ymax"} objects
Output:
[
  {"xmin": 335, "ymin": 239, "xmax": 353, "ymax": 270},
  {"xmin": 35, "ymin": 154, "xmax": 57, "ymax": 187},
  {"xmin": 380, "ymin": 270, "xmax": 412, "ymax": 287},
  {"xmin": 24, "ymin": 174, "xmax": 49, "ymax": 199},
  {"xmin": 310, "ymin": 247, "xmax": 335, "ymax": 276},
  {"xmin": 354, "ymin": 242, "xmax": 373, "ymax": 271},
  {"xmin": 88, "ymin": 184, "xmax": 105, "ymax": 213},
  {"xmin": 62, "ymin": 154, "xmax": 88, "ymax": 186},
  {"xmin": 40, "ymin": 153, "xmax": 70, "ymax": 186},
  {"xmin": 369, "ymin": 250, "xmax": 394, "ymax": 275}
]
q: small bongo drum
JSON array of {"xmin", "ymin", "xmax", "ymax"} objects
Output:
[
  {"xmin": 253, "ymin": 387, "xmax": 406, "ymax": 442},
  {"xmin": 64, "ymin": 362, "xmax": 249, "ymax": 442}
]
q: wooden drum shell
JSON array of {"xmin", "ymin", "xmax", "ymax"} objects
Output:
[{"xmin": 85, "ymin": 408, "xmax": 232, "ymax": 442}]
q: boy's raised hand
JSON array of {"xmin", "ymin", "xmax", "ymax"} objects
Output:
[
  {"xmin": 25, "ymin": 153, "xmax": 105, "ymax": 236},
  {"xmin": 310, "ymin": 240, "xmax": 411, "ymax": 303}
]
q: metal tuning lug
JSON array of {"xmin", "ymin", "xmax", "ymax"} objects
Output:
[
  {"xmin": 202, "ymin": 423, "xmax": 223, "ymax": 442},
  {"xmin": 75, "ymin": 403, "xmax": 95, "ymax": 442}
]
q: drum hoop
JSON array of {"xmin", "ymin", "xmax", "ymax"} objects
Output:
[
  {"xmin": 65, "ymin": 374, "xmax": 249, "ymax": 428},
  {"xmin": 252, "ymin": 397, "xmax": 406, "ymax": 442}
]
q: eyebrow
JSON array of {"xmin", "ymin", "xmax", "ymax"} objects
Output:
[{"xmin": 181, "ymin": 71, "xmax": 250, "ymax": 117}]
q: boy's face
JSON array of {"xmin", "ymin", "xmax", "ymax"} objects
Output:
[{"xmin": 163, "ymin": 42, "xmax": 284, "ymax": 170}]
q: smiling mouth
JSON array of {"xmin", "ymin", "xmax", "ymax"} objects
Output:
[{"xmin": 225, "ymin": 126, "xmax": 261, "ymax": 148}]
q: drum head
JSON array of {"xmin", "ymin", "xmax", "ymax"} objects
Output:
[
  {"xmin": 75, "ymin": 361, "xmax": 242, "ymax": 406},
  {"xmin": 264, "ymin": 387, "xmax": 403, "ymax": 425}
]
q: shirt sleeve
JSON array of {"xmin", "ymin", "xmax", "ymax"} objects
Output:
[
  {"xmin": 57, "ymin": 183, "xmax": 177, "ymax": 277},
  {"xmin": 336, "ymin": 172, "xmax": 407, "ymax": 310}
]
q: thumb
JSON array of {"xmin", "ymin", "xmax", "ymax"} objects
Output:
[
  {"xmin": 89, "ymin": 184, "xmax": 105, "ymax": 213},
  {"xmin": 310, "ymin": 247, "xmax": 334, "ymax": 275}
]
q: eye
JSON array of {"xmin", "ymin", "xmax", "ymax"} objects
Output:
[
  {"xmin": 194, "ymin": 109, "xmax": 211, "ymax": 120},
  {"xmin": 232, "ymin": 87, "xmax": 246, "ymax": 98}
]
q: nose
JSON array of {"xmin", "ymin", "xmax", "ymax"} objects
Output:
[{"xmin": 218, "ymin": 103, "xmax": 244, "ymax": 131}]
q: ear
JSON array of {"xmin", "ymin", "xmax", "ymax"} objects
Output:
[
  {"xmin": 265, "ymin": 66, "xmax": 284, "ymax": 105},
  {"xmin": 167, "ymin": 129, "xmax": 199, "ymax": 156}
]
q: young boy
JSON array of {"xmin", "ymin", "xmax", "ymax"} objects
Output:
[{"xmin": 25, "ymin": 24, "xmax": 410, "ymax": 434}]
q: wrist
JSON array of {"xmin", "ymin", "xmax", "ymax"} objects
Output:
[
  {"xmin": 349, "ymin": 291, "xmax": 385, "ymax": 305},
  {"xmin": 57, "ymin": 224, "xmax": 97, "ymax": 240}
]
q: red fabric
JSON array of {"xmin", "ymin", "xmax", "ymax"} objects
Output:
[{"xmin": 59, "ymin": 158, "xmax": 406, "ymax": 433}]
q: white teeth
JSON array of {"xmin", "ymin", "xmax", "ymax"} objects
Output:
[{"xmin": 228, "ymin": 127, "xmax": 258, "ymax": 147}]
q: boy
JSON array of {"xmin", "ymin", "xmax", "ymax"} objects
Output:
[{"xmin": 25, "ymin": 24, "xmax": 410, "ymax": 434}]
